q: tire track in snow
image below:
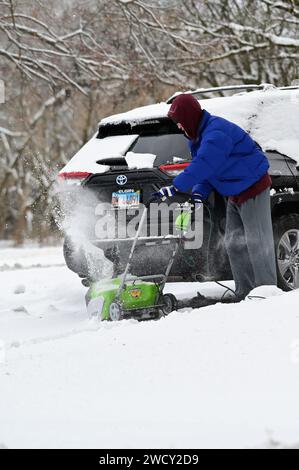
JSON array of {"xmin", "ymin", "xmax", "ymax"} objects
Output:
[
  {"xmin": 0, "ymin": 263, "xmax": 65, "ymax": 272},
  {"xmin": 4, "ymin": 318, "xmax": 135, "ymax": 352}
]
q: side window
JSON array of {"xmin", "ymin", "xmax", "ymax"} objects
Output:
[{"xmin": 129, "ymin": 134, "xmax": 191, "ymax": 165}]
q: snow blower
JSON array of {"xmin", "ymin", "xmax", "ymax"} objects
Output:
[{"xmin": 85, "ymin": 194, "xmax": 215, "ymax": 321}]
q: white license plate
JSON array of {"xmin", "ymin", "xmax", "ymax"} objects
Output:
[{"xmin": 111, "ymin": 189, "xmax": 141, "ymax": 209}]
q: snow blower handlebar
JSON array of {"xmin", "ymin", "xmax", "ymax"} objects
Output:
[
  {"xmin": 145, "ymin": 191, "xmax": 192, "ymax": 207},
  {"xmin": 116, "ymin": 192, "xmax": 194, "ymax": 297}
]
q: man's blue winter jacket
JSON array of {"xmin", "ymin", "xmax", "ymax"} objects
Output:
[{"xmin": 173, "ymin": 110, "xmax": 269, "ymax": 199}]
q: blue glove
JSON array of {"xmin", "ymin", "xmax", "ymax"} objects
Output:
[
  {"xmin": 152, "ymin": 185, "xmax": 178, "ymax": 201},
  {"xmin": 191, "ymin": 192, "xmax": 203, "ymax": 204}
]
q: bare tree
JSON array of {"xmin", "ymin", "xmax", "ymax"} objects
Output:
[
  {"xmin": 0, "ymin": 0, "xmax": 298, "ymax": 244},
  {"xmin": 115, "ymin": 0, "xmax": 299, "ymax": 88}
]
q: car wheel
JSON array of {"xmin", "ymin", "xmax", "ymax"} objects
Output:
[{"xmin": 273, "ymin": 214, "xmax": 299, "ymax": 291}]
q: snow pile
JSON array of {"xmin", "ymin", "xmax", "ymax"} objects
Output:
[
  {"xmin": 125, "ymin": 152, "xmax": 156, "ymax": 169},
  {"xmin": 202, "ymin": 88, "xmax": 299, "ymax": 163},
  {"xmin": 245, "ymin": 285, "xmax": 284, "ymax": 301},
  {"xmin": 101, "ymin": 102, "xmax": 170, "ymax": 126},
  {"xmin": 14, "ymin": 284, "xmax": 26, "ymax": 295},
  {"xmin": 59, "ymin": 134, "xmax": 138, "ymax": 174}
]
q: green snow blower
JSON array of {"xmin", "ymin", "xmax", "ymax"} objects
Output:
[{"xmin": 86, "ymin": 194, "xmax": 209, "ymax": 321}]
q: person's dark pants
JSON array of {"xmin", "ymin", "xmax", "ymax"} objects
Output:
[{"xmin": 224, "ymin": 188, "xmax": 277, "ymax": 299}]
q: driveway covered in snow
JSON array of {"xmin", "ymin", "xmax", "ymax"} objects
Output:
[{"xmin": 0, "ymin": 246, "xmax": 299, "ymax": 449}]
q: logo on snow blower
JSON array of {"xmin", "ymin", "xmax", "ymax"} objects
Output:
[
  {"xmin": 128, "ymin": 288, "xmax": 142, "ymax": 299},
  {"xmin": 116, "ymin": 175, "xmax": 127, "ymax": 186}
]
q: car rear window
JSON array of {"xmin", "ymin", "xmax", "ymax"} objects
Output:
[{"xmin": 128, "ymin": 134, "xmax": 191, "ymax": 166}]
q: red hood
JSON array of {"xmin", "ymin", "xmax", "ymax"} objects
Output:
[{"xmin": 167, "ymin": 94, "xmax": 203, "ymax": 141}]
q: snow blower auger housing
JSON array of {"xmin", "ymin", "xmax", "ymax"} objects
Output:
[
  {"xmin": 85, "ymin": 193, "xmax": 204, "ymax": 321},
  {"xmin": 86, "ymin": 277, "xmax": 175, "ymax": 321}
]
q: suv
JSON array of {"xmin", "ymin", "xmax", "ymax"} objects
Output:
[{"xmin": 58, "ymin": 84, "xmax": 299, "ymax": 291}]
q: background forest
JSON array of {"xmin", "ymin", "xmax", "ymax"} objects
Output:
[{"xmin": 0, "ymin": 0, "xmax": 298, "ymax": 244}]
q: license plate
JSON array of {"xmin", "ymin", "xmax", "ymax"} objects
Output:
[{"xmin": 111, "ymin": 189, "xmax": 141, "ymax": 209}]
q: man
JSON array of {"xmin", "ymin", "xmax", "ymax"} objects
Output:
[{"xmin": 155, "ymin": 93, "xmax": 277, "ymax": 300}]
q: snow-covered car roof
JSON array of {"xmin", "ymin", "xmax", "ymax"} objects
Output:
[{"xmin": 100, "ymin": 88, "xmax": 299, "ymax": 164}]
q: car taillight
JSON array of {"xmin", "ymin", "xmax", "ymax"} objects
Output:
[
  {"xmin": 57, "ymin": 172, "xmax": 92, "ymax": 186},
  {"xmin": 159, "ymin": 162, "xmax": 190, "ymax": 177}
]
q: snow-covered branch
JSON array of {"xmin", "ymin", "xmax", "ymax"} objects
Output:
[
  {"xmin": 228, "ymin": 22, "xmax": 299, "ymax": 48},
  {"xmin": 1, "ymin": 0, "xmax": 298, "ymax": 243},
  {"xmin": 0, "ymin": 5, "xmax": 131, "ymax": 92},
  {"xmin": 0, "ymin": 127, "xmax": 26, "ymax": 137}
]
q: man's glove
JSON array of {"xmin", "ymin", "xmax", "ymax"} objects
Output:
[
  {"xmin": 152, "ymin": 185, "xmax": 178, "ymax": 201},
  {"xmin": 191, "ymin": 192, "xmax": 203, "ymax": 204}
]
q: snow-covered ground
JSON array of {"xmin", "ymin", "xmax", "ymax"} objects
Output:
[{"xmin": 1, "ymin": 246, "xmax": 299, "ymax": 449}]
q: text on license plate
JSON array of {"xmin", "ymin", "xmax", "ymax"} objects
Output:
[{"xmin": 111, "ymin": 189, "xmax": 141, "ymax": 208}]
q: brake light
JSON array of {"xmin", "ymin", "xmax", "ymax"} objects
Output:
[
  {"xmin": 159, "ymin": 162, "xmax": 190, "ymax": 177},
  {"xmin": 58, "ymin": 172, "xmax": 92, "ymax": 186}
]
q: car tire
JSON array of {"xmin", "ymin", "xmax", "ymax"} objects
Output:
[{"xmin": 273, "ymin": 213, "xmax": 299, "ymax": 291}]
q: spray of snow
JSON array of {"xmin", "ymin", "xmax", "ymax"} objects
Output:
[{"xmin": 55, "ymin": 183, "xmax": 113, "ymax": 281}]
